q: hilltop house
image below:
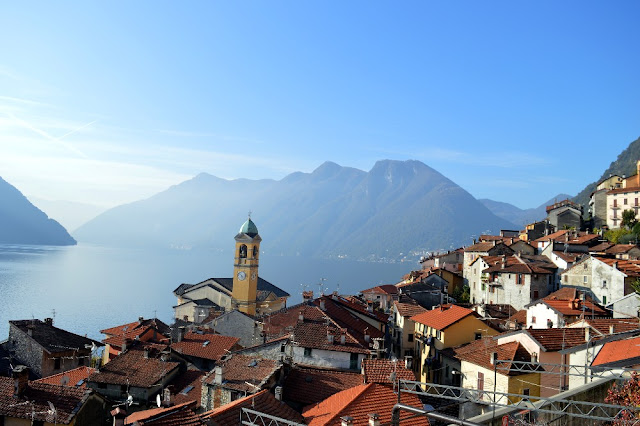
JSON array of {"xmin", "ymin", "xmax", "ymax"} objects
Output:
[{"xmin": 525, "ymin": 288, "xmax": 610, "ymax": 329}]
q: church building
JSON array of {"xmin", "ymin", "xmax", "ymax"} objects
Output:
[{"xmin": 173, "ymin": 217, "xmax": 290, "ymax": 321}]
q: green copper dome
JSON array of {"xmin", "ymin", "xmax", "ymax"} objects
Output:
[{"xmin": 239, "ymin": 218, "xmax": 259, "ymax": 237}]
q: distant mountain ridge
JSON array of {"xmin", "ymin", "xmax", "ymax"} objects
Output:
[
  {"xmin": 74, "ymin": 160, "xmax": 516, "ymax": 260},
  {"xmin": 479, "ymin": 194, "xmax": 572, "ymax": 228},
  {"xmin": 0, "ymin": 177, "xmax": 76, "ymax": 246}
]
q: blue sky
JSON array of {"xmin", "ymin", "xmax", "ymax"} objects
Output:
[{"xmin": 1, "ymin": 1, "xmax": 639, "ymax": 209}]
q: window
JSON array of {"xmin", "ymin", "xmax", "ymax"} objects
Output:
[
  {"xmin": 532, "ymin": 316, "xmax": 537, "ymax": 324},
  {"xmin": 350, "ymin": 353, "xmax": 358, "ymax": 370},
  {"xmin": 54, "ymin": 358, "xmax": 60, "ymax": 370},
  {"xmin": 304, "ymin": 347, "xmax": 312, "ymax": 358},
  {"xmin": 533, "ymin": 290, "xmax": 539, "ymax": 299},
  {"xmin": 477, "ymin": 372, "xmax": 484, "ymax": 397},
  {"xmin": 436, "ymin": 330, "xmax": 442, "ymax": 340},
  {"xmin": 516, "ymin": 274, "xmax": 523, "ymax": 285},
  {"xmin": 624, "ymin": 198, "xmax": 628, "ymax": 205},
  {"xmin": 408, "ymin": 333, "xmax": 414, "ymax": 342},
  {"xmin": 280, "ymin": 344, "xmax": 286, "ymax": 353},
  {"xmin": 78, "ymin": 357, "xmax": 84, "ymax": 366},
  {"xmin": 584, "ymin": 276, "xmax": 588, "ymax": 283},
  {"xmin": 563, "ymin": 275, "xmax": 567, "ymax": 283},
  {"xmin": 475, "ymin": 333, "xmax": 482, "ymax": 340},
  {"xmin": 603, "ymin": 296, "xmax": 607, "ymax": 305},
  {"xmin": 523, "ymin": 388, "xmax": 530, "ymax": 396},
  {"xmin": 602, "ymin": 280, "xmax": 607, "ymax": 288}
]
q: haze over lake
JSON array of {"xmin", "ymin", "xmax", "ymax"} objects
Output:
[{"xmin": 0, "ymin": 244, "xmax": 414, "ymax": 340}]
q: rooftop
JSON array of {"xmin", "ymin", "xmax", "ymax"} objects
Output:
[
  {"xmin": 410, "ymin": 305, "xmax": 476, "ymax": 331},
  {"xmin": 282, "ymin": 366, "xmax": 363, "ymax": 406},
  {"xmin": 170, "ymin": 332, "xmax": 240, "ymax": 361},
  {"xmin": 202, "ymin": 355, "xmax": 279, "ymax": 393},
  {"xmin": 202, "ymin": 389, "xmax": 304, "ymax": 425},
  {"xmin": 361, "ymin": 359, "xmax": 416, "ymax": 384},
  {"xmin": 455, "ymin": 338, "xmax": 542, "ymax": 376},
  {"xmin": 9, "ymin": 319, "xmax": 101, "ymax": 354},
  {"xmin": 34, "ymin": 366, "xmax": 96, "ymax": 389},
  {"xmin": 89, "ymin": 347, "xmax": 180, "ymax": 388},
  {"xmin": 592, "ymin": 335, "xmax": 640, "ymax": 367},
  {"xmin": 292, "ymin": 322, "xmax": 370, "ymax": 354},
  {"xmin": 124, "ymin": 401, "xmax": 203, "ymax": 426}
]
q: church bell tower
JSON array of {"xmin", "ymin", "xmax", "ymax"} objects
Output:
[{"xmin": 231, "ymin": 215, "xmax": 261, "ymax": 315}]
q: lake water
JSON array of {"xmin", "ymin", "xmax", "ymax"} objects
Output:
[{"xmin": 0, "ymin": 244, "xmax": 415, "ymax": 340}]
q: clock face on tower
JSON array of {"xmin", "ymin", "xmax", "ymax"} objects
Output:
[{"xmin": 237, "ymin": 271, "xmax": 246, "ymax": 281}]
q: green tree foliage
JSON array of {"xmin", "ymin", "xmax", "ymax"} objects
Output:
[
  {"xmin": 605, "ymin": 228, "xmax": 633, "ymax": 244},
  {"xmin": 605, "ymin": 371, "xmax": 640, "ymax": 426},
  {"xmin": 621, "ymin": 209, "xmax": 638, "ymax": 229},
  {"xmin": 452, "ymin": 285, "xmax": 470, "ymax": 303}
]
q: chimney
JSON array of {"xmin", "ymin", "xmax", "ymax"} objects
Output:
[
  {"xmin": 490, "ymin": 352, "xmax": 498, "ymax": 365},
  {"xmin": 585, "ymin": 327, "xmax": 590, "ymax": 342},
  {"xmin": 298, "ymin": 311, "xmax": 304, "ymax": 323},
  {"xmin": 12, "ymin": 365, "xmax": 29, "ymax": 396},
  {"xmin": 368, "ymin": 413, "xmax": 381, "ymax": 426},
  {"xmin": 609, "ymin": 325, "xmax": 615, "ymax": 335},
  {"xmin": 214, "ymin": 365, "xmax": 225, "ymax": 385},
  {"xmin": 327, "ymin": 333, "xmax": 334, "ymax": 344},
  {"xmin": 340, "ymin": 334, "xmax": 346, "ymax": 345},
  {"xmin": 44, "ymin": 317, "xmax": 53, "ymax": 327},
  {"xmin": 143, "ymin": 348, "xmax": 149, "ymax": 359},
  {"xmin": 138, "ymin": 316, "xmax": 144, "ymax": 324},
  {"xmin": 319, "ymin": 299, "xmax": 326, "ymax": 311},
  {"xmin": 404, "ymin": 356, "xmax": 413, "ymax": 369},
  {"xmin": 367, "ymin": 302, "xmax": 373, "ymax": 313},
  {"xmin": 364, "ymin": 328, "xmax": 370, "ymax": 343},
  {"xmin": 122, "ymin": 339, "xmax": 128, "ymax": 353},
  {"xmin": 613, "ymin": 261, "xmax": 618, "ymax": 270},
  {"xmin": 177, "ymin": 326, "xmax": 186, "ymax": 343},
  {"xmin": 302, "ymin": 291, "xmax": 313, "ymax": 303},
  {"xmin": 341, "ymin": 416, "xmax": 354, "ymax": 426},
  {"xmin": 275, "ymin": 386, "xmax": 283, "ymax": 401},
  {"xmin": 163, "ymin": 388, "xmax": 172, "ymax": 407},
  {"xmin": 27, "ymin": 324, "xmax": 35, "ymax": 337},
  {"xmin": 531, "ymin": 353, "xmax": 538, "ymax": 364}
]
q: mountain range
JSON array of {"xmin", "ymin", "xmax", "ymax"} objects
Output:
[
  {"xmin": 0, "ymin": 177, "xmax": 76, "ymax": 246},
  {"xmin": 74, "ymin": 160, "xmax": 516, "ymax": 260},
  {"xmin": 479, "ymin": 194, "xmax": 572, "ymax": 229}
]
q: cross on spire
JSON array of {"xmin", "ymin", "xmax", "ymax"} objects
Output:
[{"xmin": 248, "ymin": 210, "xmax": 252, "ymax": 219}]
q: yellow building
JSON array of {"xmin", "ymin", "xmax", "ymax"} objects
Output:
[
  {"xmin": 173, "ymin": 217, "xmax": 290, "ymax": 320},
  {"xmin": 455, "ymin": 337, "xmax": 542, "ymax": 416},
  {"xmin": 410, "ymin": 305, "xmax": 499, "ymax": 383}
]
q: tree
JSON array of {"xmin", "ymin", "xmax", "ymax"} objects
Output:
[
  {"xmin": 605, "ymin": 372, "xmax": 640, "ymax": 426},
  {"xmin": 605, "ymin": 228, "xmax": 633, "ymax": 244},
  {"xmin": 621, "ymin": 209, "xmax": 638, "ymax": 229}
]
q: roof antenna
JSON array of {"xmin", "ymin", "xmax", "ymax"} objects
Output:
[{"xmin": 248, "ymin": 210, "xmax": 252, "ymax": 219}]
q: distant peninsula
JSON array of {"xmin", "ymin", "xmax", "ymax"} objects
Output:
[{"xmin": 0, "ymin": 177, "xmax": 76, "ymax": 246}]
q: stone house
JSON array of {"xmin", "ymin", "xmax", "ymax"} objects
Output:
[
  {"xmin": 560, "ymin": 255, "xmax": 639, "ymax": 306},
  {"xmin": 473, "ymin": 254, "xmax": 557, "ymax": 310},
  {"xmin": 5, "ymin": 319, "xmax": 101, "ymax": 379},
  {"xmin": 100, "ymin": 317, "xmax": 171, "ymax": 365},
  {"xmin": 525, "ymin": 288, "xmax": 610, "ymax": 329},
  {"xmin": 463, "ymin": 241, "xmax": 514, "ymax": 287},
  {"xmin": 546, "ymin": 199, "xmax": 583, "ymax": 231},
  {"xmin": 607, "ymin": 292, "xmax": 640, "ymax": 318},
  {"xmin": 200, "ymin": 355, "xmax": 280, "ymax": 411},
  {"xmin": 359, "ymin": 284, "xmax": 398, "ymax": 311},
  {"xmin": 204, "ymin": 309, "xmax": 261, "ymax": 348}
]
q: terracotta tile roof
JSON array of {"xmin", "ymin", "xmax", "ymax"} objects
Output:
[
  {"xmin": 103, "ymin": 324, "xmax": 158, "ymax": 348},
  {"xmin": 262, "ymin": 303, "xmax": 326, "ymax": 340},
  {"xmin": 170, "ymin": 332, "xmax": 240, "ymax": 361},
  {"xmin": 283, "ymin": 367, "xmax": 363, "ymax": 406},
  {"xmin": 544, "ymin": 287, "xmax": 580, "ymax": 301},
  {"xmin": 124, "ymin": 401, "xmax": 203, "ymax": 425},
  {"xmin": 534, "ymin": 231, "xmax": 600, "ymax": 246},
  {"xmin": 569, "ymin": 318, "xmax": 640, "ymax": 335},
  {"xmin": 481, "ymin": 304, "xmax": 518, "ymax": 320},
  {"xmin": 483, "ymin": 255, "xmax": 557, "ymax": 275},
  {"xmin": 322, "ymin": 295, "xmax": 389, "ymax": 323},
  {"xmin": 455, "ymin": 338, "xmax": 541, "ymax": 376},
  {"xmin": 553, "ymin": 251, "xmax": 582, "ymax": 263},
  {"xmin": 546, "ymin": 199, "xmax": 581, "ymax": 213},
  {"xmin": 360, "ymin": 284, "xmax": 398, "ymax": 295},
  {"xmin": 607, "ymin": 185, "xmax": 640, "ymax": 195},
  {"xmin": 303, "ymin": 383, "xmax": 429, "ymax": 426},
  {"xmin": 101, "ymin": 318, "xmax": 171, "ymax": 338},
  {"xmin": 10, "ymin": 319, "xmax": 101, "ymax": 354},
  {"xmin": 410, "ymin": 305, "xmax": 476, "ymax": 331},
  {"xmin": 510, "ymin": 310, "xmax": 527, "ymax": 325},
  {"xmin": 202, "ymin": 355, "xmax": 279, "ymax": 393},
  {"xmin": 0, "ymin": 376, "xmax": 88, "ymax": 424},
  {"xmin": 292, "ymin": 322, "xmax": 370, "ymax": 354},
  {"xmin": 89, "ymin": 347, "xmax": 180, "ymax": 388},
  {"xmin": 541, "ymin": 299, "xmax": 609, "ymax": 317},
  {"xmin": 394, "ymin": 299, "xmax": 428, "ymax": 318},
  {"xmin": 595, "ymin": 257, "xmax": 640, "ymax": 277},
  {"xmin": 34, "ymin": 366, "xmax": 96, "ymax": 389},
  {"xmin": 590, "ymin": 242, "xmax": 615, "ymax": 252},
  {"xmin": 533, "ymin": 230, "xmax": 570, "ymax": 243},
  {"xmin": 593, "ymin": 336, "xmax": 640, "ymax": 366},
  {"xmin": 361, "ymin": 359, "xmax": 416, "ymax": 384},
  {"xmin": 527, "ymin": 328, "xmax": 593, "ymax": 351},
  {"xmin": 465, "ymin": 241, "xmax": 506, "ymax": 253},
  {"xmin": 168, "ymin": 369, "xmax": 206, "ymax": 408},
  {"xmin": 202, "ymin": 389, "xmax": 304, "ymax": 425},
  {"xmin": 606, "ymin": 244, "xmax": 640, "ymax": 255},
  {"xmin": 313, "ymin": 297, "xmax": 385, "ymax": 345}
]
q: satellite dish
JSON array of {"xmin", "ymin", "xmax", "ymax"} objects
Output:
[
  {"xmin": 156, "ymin": 394, "xmax": 161, "ymax": 408},
  {"xmin": 60, "ymin": 375, "xmax": 70, "ymax": 386}
]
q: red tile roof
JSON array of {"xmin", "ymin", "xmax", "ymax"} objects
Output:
[
  {"xmin": 455, "ymin": 338, "xmax": 540, "ymax": 376},
  {"xmin": 590, "ymin": 242, "xmax": 615, "ymax": 252},
  {"xmin": 202, "ymin": 389, "xmax": 304, "ymax": 425},
  {"xmin": 533, "ymin": 230, "xmax": 570, "ymax": 243},
  {"xmin": 553, "ymin": 251, "xmax": 582, "ymax": 263},
  {"xmin": 89, "ymin": 347, "xmax": 180, "ymax": 388},
  {"xmin": 292, "ymin": 322, "xmax": 370, "ymax": 354},
  {"xmin": 262, "ymin": 303, "xmax": 326, "ymax": 340},
  {"xmin": 483, "ymin": 254, "xmax": 557, "ymax": 275},
  {"xmin": 605, "ymin": 244, "xmax": 639, "ymax": 255},
  {"xmin": 568, "ymin": 318, "xmax": 640, "ymax": 335},
  {"xmin": 283, "ymin": 367, "xmax": 363, "ymax": 406},
  {"xmin": 34, "ymin": 366, "xmax": 96, "ymax": 389},
  {"xmin": 0, "ymin": 377, "xmax": 88, "ymax": 424},
  {"xmin": 322, "ymin": 295, "xmax": 389, "ymax": 323},
  {"xmin": 394, "ymin": 299, "xmax": 428, "ymax": 318},
  {"xmin": 303, "ymin": 383, "xmax": 429, "ymax": 426},
  {"xmin": 202, "ymin": 355, "xmax": 279, "ymax": 393},
  {"xmin": 410, "ymin": 305, "xmax": 476, "ymax": 331},
  {"xmin": 593, "ymin": 336, "xmax": 640, "ymax": 366},
  {"xmin": 527, "ymin": 328, "xmax": 592, "ymax": 351},
  {"xmin": 103, "ymin": 324, "xmax": 167, "ymax": 348},
  {"xmin": 361, "ymin": 359, "xmax": 416, "ymax": 384},
  {"xmin": 170, "ymin": 332, "xmax": 240, "ymax": 361},
  {"xmin": 313, "ymin": 297, "xmax": 385, "ymax": 345},
  {"xmin": 361, "ymin": 284, "xmax": 398, "ymax": 295},
  {"xmin": 595, "ymin": 257, "xmax": 640, "ymax": 278},
  {"xmin": 168, "ymin": 369, "xmax": 206, "ymax": 408},
  {"xmin": 124, "ymin": 401, "xmax": 203, "ymax": 425},
  {"xmin": 465, "ymin": 241, "xmax": 510, "ymax": 253},
  {"xmin": 541, "ymin": 299, "xmax": 609, "ymax": 317},
  {"xmin": 510, "ymin": 310, "xmax": 527, "ymax": 325}
]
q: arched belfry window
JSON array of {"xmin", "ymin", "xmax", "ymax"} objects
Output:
[
  {"xmin": 239, "ymin": 244, "xmax": 247, "ymax": 259},
  {"xmin": 253, "ymin": 246, "xmax": 258, "ymax": 258}
]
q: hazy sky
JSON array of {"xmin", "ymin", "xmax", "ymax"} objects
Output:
[{"xmin": 1, "ymin": 2, "xmax": 639, "ymax": 209}]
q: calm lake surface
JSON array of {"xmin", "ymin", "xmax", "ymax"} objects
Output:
[{"xmin": 0, "ymin": 244, "xmax": 415, "ymax": 340}]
